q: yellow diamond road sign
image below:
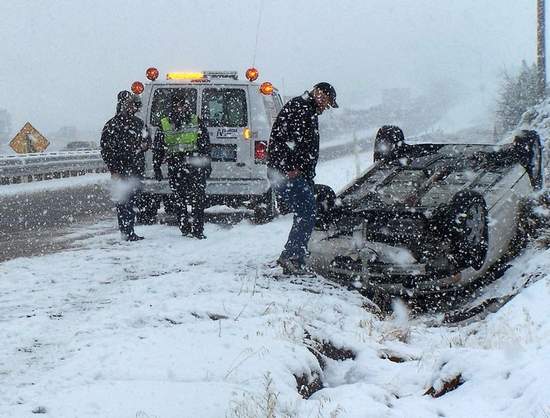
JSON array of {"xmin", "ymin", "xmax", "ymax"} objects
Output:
[{"xmin": 9, "ymin": 122, "xmax": 50, "ymax": 154}]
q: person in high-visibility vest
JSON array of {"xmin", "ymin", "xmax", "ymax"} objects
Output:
[{"xmin": 153, "ymin": 95, "xmax": 211, "ymax": 239}]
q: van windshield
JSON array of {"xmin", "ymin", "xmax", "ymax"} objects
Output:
[
  {"xmin": 149, "ymin": 88, "xmax": 197, "ymax": 127},
  {"xmin": 201, "ymin": 88, "xmax": 247, "ymax": 127}
]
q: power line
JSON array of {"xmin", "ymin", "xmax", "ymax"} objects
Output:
[{"xmin": 252, "ymin": 0, "xmax": 265, "ymax": 67}]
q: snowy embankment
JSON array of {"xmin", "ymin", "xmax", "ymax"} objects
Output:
[
  {"xmin": 1, "ymin": 150, "xmax": 550, "ymax": 418},
  {"xmin": 0, "ymin": 173, "xmax": 109, "ymax": 197}
]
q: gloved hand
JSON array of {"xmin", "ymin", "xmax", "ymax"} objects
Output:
[{"xmin": 154, "ymin": 167, "xmax": 163, "ymax": 181}]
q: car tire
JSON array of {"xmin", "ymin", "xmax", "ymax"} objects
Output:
[
  {"xmin": 447, "ymin": 191, "xmax": 488, "ymax": 271},
  {"xmin": 252, "ymin": 189, "xmax": 277, "ymax": 224},
  {"xmin": 373, "ymin": 125, "xmax": 405, "ymax": 163},
  {"xmin": 314, "ymin": 184, "xmax": 337, "ymax": 230},
  {"xmin": 373, "ymin": 136, "xmax": 396, "ymax": 163},
  {"xmin": 522, "ymin": 130, "xmax": 543, "ymax": 190},
  {"xmin": 136, "ymin": 192, "xmax": 161, "ymax": 224}
]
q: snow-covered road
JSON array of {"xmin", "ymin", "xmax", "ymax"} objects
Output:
[{"xmin": 1, "ymin": 151, "xmax": 550, "ymax": 418}]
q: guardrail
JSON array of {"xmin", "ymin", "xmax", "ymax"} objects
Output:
[
  {"xmin": 0, "ymin": 139, "xmax": 373, "ymax": 186},
  {"xmin": 0, "ymin": 150, "xmax": 107, "ymax": 185}
]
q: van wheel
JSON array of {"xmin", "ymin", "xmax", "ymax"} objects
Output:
[
  {"xmin": 253, "ymin": 190, "xmax": 276, "ymax": 224},
  {"xmin": 163, "ymin": 194, "xmax": 178, "ymax": 216},
  {"xmin": 447, "ymin": 191, "xmax": 488, "ymax": 271},
  {"xmin": 136, "ymin": 193, "xmax": 161, "ymax": 224}
]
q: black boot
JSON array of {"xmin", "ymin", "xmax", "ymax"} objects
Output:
[
  {"xmin": 179, "ymin": 221, "xmax": 192, "ymax": 237},
  {"xmin": 122, "ymin": 232, "xmax": 144, "ymax": 241}
]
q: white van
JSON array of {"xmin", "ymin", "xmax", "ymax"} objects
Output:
[{"xmin": 130, "ymin": 69, "xmax": 283, "ymax": 223}]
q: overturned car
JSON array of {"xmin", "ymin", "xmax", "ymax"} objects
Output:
[{"xmin": 308, "ymin": 126, "xmax": 544, "ymax": 297}]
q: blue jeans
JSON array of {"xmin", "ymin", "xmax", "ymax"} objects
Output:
[
  {"xmin": 114, "ymin": 178, "xmax": 141, "ymax": 235},
  {"xmin": 273, "ymin": 175, "xmax": 316, "ymax": 264}
]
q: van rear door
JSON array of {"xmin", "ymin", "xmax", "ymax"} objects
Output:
[
  {"xmin": 145, "ymin": 86, "xmax": 198, "ymax": 177},
  {"xmin": 201, "ymin": 87, "xmax": 251, "ymax": 179}
]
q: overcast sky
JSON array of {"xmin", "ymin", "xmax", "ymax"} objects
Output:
[{"xmin": 0, "ymin": 0, "xmax": 541, "ymax": 135}]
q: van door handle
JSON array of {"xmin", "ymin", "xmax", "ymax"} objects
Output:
[{"xmin": 236, "ymin": 162, "xmax": 245, "ymax": 167}]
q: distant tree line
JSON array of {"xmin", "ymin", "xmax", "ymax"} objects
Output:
[{"xmin": 496, "ymin": 61, "xmax": 542, "ymax": 133}]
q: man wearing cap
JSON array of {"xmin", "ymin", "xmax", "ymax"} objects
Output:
[
  {"xmin": 100, "ymin": 90, "xmax": 148, "ymax": 241},
  {"xmin": 152, "ymin": 95, "xmax": 211, "ymax": 239},
  {"xmin": 267, "ymin": 82, "xmax": 338, "ymax": 275}
]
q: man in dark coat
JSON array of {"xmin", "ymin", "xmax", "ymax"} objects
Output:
[
  {"xmin": 153, "ymin": 95, "xmax": 211, "ymax": 239},
  {"xmin": 267, "ymin": 82, "xmax": 338, "ymax": 274},
  {"xmin": 100, "ymin": 90, "xmax": 148, "ymax": 241}
]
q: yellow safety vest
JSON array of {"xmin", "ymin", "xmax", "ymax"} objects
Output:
[{"xmin": 160, "ymin": 115, "xmax": 199, "ymax": 153}]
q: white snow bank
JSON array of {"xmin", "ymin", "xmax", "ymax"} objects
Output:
[
  {"xmin": 1, "ymin": 150, "xmax": 549, "ymax": 418},
  {"xmin": 0, "ymin": 173, "xmax": 109, "ymax": 197}
]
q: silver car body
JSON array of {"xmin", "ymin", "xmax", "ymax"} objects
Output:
[{"xmin": 308, "ymin": 141, "xmax": 542, "ymax": 296}]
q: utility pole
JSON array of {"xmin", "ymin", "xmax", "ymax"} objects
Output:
[{"xmin": 537, "ymin": 0, "xmax": 546, "ymax": 98}]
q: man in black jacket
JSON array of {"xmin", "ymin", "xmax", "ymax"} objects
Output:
[
  {"xmin": 153, "ymin": 95, "xmax": 211, "ymax": 239},
  {"xmin": 267, "ymin": 82, "xmax": 338, "ymax": 274},
  {"xmin": 100, "ymin": 90, "xmax": 148, "ymax": 241}
]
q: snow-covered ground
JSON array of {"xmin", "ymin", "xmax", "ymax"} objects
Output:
[
  {"xmin": 1, "ymin": 151, "xmax": 550, "ymax": 418},
  {"xmin": 0, "ymin": 173, "xmax": 109, "ymax": 197}
]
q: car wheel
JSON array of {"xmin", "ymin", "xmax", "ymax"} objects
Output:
[
  {"xmin": 515, "ymin": 130, "xmax": 543, "ymax": 190},
  {"xmin": 136, "ymin": 192, "xmax": 161, "ymax": 224},
  {"xmin": 314, "ymin": 184, "xmax": 337, "ymax": 230},
  {"xmin": 252, "ymin": 189, "xmax": 277, "ymax": 224},
  {"xmin": 447, "ymin": 191, "xmax": 488, "ymax": 271},
  {"xmin": 526, "ymin": 131, "xmax": 543, "ymax": 190},
  {"xmin": 373, "ymin": 125, "xmax": 405, "ymax": 163}
]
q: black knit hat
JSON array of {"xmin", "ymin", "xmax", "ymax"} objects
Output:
[
  {"xmin": 117, "ymin": 90, "xmax": 132, "ymax": 104},
  {"xmin": 117, "ymin": 90, "xmax": 141, "ymax": 108}
]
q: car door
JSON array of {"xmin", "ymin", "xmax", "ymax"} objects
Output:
[{"xmin": 200, "ymin": 86, "xmax": 251, "ymax": 179}]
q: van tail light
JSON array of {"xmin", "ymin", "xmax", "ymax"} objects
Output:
[{"xmin": 255, "ymin": 141, "xmax": 268, "ymax": 163}]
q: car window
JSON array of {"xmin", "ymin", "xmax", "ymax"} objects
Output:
[
  {"xmin": 201, "ymin": 88, "xmax": 247, "ymax": 127},
  {"xmin": 149, "ymin": 88, "xmax": 197, "ymax": 127}
]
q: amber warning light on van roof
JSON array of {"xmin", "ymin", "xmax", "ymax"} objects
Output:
[
  {"xmin": 260, "ymin": 82, "xmax": 274, "ymax": 95},
  {"xmin": 146, "ymin": 67, "xmax": 159, "ymax": 81},
  {"xmin": 245, "ymin": 67, "xmax": 259, "ymax": 82},
  {"xmin": 131, "ymin": 81, "xmax": 144, "ymax": 95}
]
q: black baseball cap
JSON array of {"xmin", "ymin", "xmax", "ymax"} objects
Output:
[{"xmin": 314, "ymin": 82, "xmax": 338, "ymax": 108}]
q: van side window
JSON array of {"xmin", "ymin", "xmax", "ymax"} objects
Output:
[
  {"xmin": 149, "ymin": 88, "xmax": 197, "ymax": 127},
  {"xmin": 274, "ymin": 94, "xmax": 283, "ymax": 111},
  {"xmin": 262, "ymin": 95, "xmax": 278, "ymax": 125},
  {"xmin": 202, "ymin": 88, "xmax": 247, "ymax": 127}
]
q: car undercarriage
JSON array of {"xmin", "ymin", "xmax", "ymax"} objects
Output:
[{"xmin": 308, "ymin": 128, "xmax": 543, "ymax": 297}]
